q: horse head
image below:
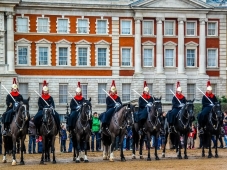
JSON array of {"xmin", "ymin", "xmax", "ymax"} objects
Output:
[
  {"xmin": 17, "ymin": 97, "xmax": 30, "ymax": 122},
  {"xmin": 124, "ymin": 104, "xmax": 136, "ymax": 126},
  {"xmin": 42, "ymin": 106, "xmax": 53, "ymax": 124},
  {"xmin": 185, "ymin": 99, "xmax": 195, "ymax": 121},
  {"xmin": 212, "ymin": 102, "xmax": 222, "ymax": 122},
  {"xmin": 152, "ymin": 96, "xmax": 162, "ymax": 117},
  {"xmin": 81, "ymin": 98, "xmax": 92, "ymax": 121}
]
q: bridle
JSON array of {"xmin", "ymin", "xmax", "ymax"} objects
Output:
[
  {"xmin": 42, "ymin": 107, "xmax": 55, "ymax": 134},
  {"xmin": 15, "ymin": 102, "xmax": 29, "ymax": 131}
]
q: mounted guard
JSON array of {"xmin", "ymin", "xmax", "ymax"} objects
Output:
[
  {"xmin": 167, "ymin": 81, "xmax": 186, "ymax": 133},
  {"xmin": 99, "ymin": 80, "xmax": 122, "ymax": 134},
  {"xmin": 33, "ymin": 80, "xmax": 60, "ymax": 135}
]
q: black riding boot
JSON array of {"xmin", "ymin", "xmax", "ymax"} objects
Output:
[
  {"xmin": 138, "ymin": 119, "xmax": 146, "ymax": 135},
  {"xmin": 198, "ymin": 123, "xmax": 204, "ymax": 134},
  {"xmin": 2, "ymin": 123, "xmax": 9, "ymax": 136},
  {"xmin": 168, "ymin": 123, "xmax": 173, "ymax": 133}
]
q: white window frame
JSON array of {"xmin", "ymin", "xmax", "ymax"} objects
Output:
[
  {"xmin": 15, "ymin": 38, "xmax": 32, "ymax": 66},
  {"xmin": 164, "ymin": 41, "xmax": 177, "ymax": 67},
  {"xmin": 37, "ymin": 17, "xmax": 50, "ymax": 33},
  {"xmin": 186, "ymin": 21, "xmax": 197, "ymax": 36},
  {"xmin": 96, "ymin": 19, "xmax": 108, "ymax": 34},
  {"xmin": 98, "ymin": 83, "xmax": 107, "ymax": 104},
  {"xmin": 55, "ymin": 39, "xmax": 72, "ymax": 66},
  {"xmin": 211, "ymin": 84, "xmax": 217, "ymax": 94},
  {"xmin": 121, "ymin": 47, "xmax": 132, "ymax": 67},
  {"xmin": 142, "ymin": 20, "xmax": 154, "ymax": 36},
  {"xmin": 75, "ymin": 40, "xmax": 91, "ymax": 67},
  {"xmin": 59, "ymin": 84, "xmax": 68, "ymax": 104},
  {"xmin": 166, "ymin": 84, "xmax": 174, "ymax": 101},
  {"xmin": 16, "ymin": 16, "xmax": 30, "ymax": 33},
  {"xmin": 95, "ymin": 40, "xmax": 110, "ymax": 67},
  {"xmin": 57, "ymin": 18, "xmax": 70, "ymax": 34},
  {"xmin": 207, "ymin": 48, "xmax": 218, "ymax": 68},
  {"xmin": 19, "ymin": 83, "xmax": 28, "ymax": 99},
  {"xmin": 77, "ymin": 18, "xmax": 90, "ymax": 34},
  {"xmin": 187, "ymin": 84, "xmax": 195, "ymax": 100},
  {"xmin": 35, "ymin": 39, "xmax": 52, "ymax": 66},
  {"xmin": 164, "ymin": 20, "xmax": 175, "ymax": 36},
  {"xmin": 122, "ymin": 84, "xmax": 131, "ymax": 102},
  {"xmin": 186, "ymin": 48, "xmax": 197, "ymax": 67},
  {"xmin": 207, "ymin": 21, "xmax": 218, "ymax": 36},
  {"xmin": 81, "ymin": 84, "xmax": 88, "ymax": 100},
  {"xmin": 143, "ymin": 47, "xmax": 154, "ymax": 67},
  {"xmin": 121, "ymin": 20, "xmax": 132, "ymax": 35}
]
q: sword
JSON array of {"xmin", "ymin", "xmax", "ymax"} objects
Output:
[
  {"xmin": 169, "ymin": 89, "xmax": 182, "ymax": 104},
  {"xmin": 1, "ymin": 84, "xmax": 16, "ymax": 102},
  {"xmin": 132, "ymin": 89, "xmax": 148, "ymax": 104},
  {"xmin": 196, "ymin": 87, "xmax": 214, "ymax": 105},
  {"xmin": 102, "ymin": 89, "xmax": 117, "ymax": 104},
  {"xmin": 68, "ymin": 92, "xmax": 79, "ymax": 105}
]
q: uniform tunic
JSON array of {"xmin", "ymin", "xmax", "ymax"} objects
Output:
[{"xmin": 138, "ymin": 94, "xmax": 154, "ymax": 121}]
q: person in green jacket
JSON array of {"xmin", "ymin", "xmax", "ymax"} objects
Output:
[{"xmin": 91, "ymin": 112, "xmax": 101, "ymax": 152}]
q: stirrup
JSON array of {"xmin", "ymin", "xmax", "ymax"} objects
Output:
[
  {"xmin": 199, "ymin": 128, "xmax": 204, "ymax": 134},
  {"xmin": 168, "ymin": 127, "xmax": 172, "ymax": 133},
  {"xmin": 2, "ymin": 130, "xmax": 7, "ymax": 136}
]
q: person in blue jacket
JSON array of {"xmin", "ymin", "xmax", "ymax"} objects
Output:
[
  {"xmin": 167, "ymin": 81, "xmax": 186, "ymax": 133},
  {"xmin": 197, "ymin": 80, "xmax": 218, "ymax": 134}
]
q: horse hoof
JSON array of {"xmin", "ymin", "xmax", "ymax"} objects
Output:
[
  {"xmin": 103, "ymin": 156, "xmax": 108, "ymax": 160},
  {"xmin": 2, "ymin": 160, "xmax": 7, "ymax": 163},
  {"xmin": 178, "ymin": 155, "xmax": 182, "ymax": 159},
  {"xmin": 76, "ymin": 160, "xmax": 80, "ymax": 163},
  {"xmin": 73, "ymin": 158, "xmax": 76, "ymax": 161},
  {"xmin": 147, "ymin": 158, "xmax": 151, "ymax": 161},
  {"xmin": 80, "ymin": 158, "xmax": 84, "ymax": 161},
  {"xmin": 162, "ymin": 155, "xmax": 165, "ymax": 158},
  {"xmin": 52, "ymin": 160, "xmax": 56, "ymax": 164},
  {"xmin": 40, "ymin": 161, "xmax": 44, "ymax": 164},
  {"xmin": 140, "ymin": 156, "xmax": 144, "ymax": 159},
  {"xmin": 215, "ymin": 154, "xmax": 219, "ymax": 158},
  {"xmin": 155, "ymin": 157, "xmax": 160, "ymax": 160},
  {"xmin": 132, "ymin": 156, "xmax": 136, "ymax": 159},
  {"xmin": 20, "ymin": 161, "xmax": 25, "ymax": 165},
  {"xmin": 208, "ymin": 155, "xmax": 212, "ymax": 158},
  {"xmin": 121, "ymin": 157, "xmax": 126, "ymax": 162},
  {"xmin": 184, "ymin": 155, "xmax": 188, "ymax": 159},
  {"xmin": 202, "ymin": 154, "xmax": 205, "ymax": 157},
  {"xmin": 84, "ymin": 160, "xmax": 89, "ymax": 163},
  {"xmin": 12, "ymin": 160, "xmax": 17, "ymax": 166},
  {"xmin": 109, "ymin": 158, "xmax": 114, "ymax": 162}
]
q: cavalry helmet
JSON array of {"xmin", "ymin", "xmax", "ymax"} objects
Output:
[
  {"xmin": 42, "ymin": 80, "xmax": 49, "ymax": 92},
  {"xmin": 143, "ymin": 81, "xmax": 149, "ymax": 92},
  {"xmin": 11, "ymin": 78, "xmax": 18, "ymax": 90},
  {"xmin": 207, "ymin": 80, "xmax": 212, "ymax": 91},
  {"xmin": 76, "ymin": 82, "xmax": 82, "ymax": 93},
  {"xmin": 176, "ymin": 81, "xmax": 182, "ymax": 92},
  {"xmin": 110, "ymin": 80, "xmax": 117, "ymax": 93}
]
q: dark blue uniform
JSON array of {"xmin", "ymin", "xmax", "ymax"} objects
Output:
[
  {"xmin": 138, "ymin": 96, "xmax": 153, "ymax": 121},
  {"xmin": 167, "ymin": 96, "xmax": 186, "ymax": 125},
  {"xmin": 2, "ymin": 94, "xmax": 23, "ymax": 124},
  {"xmin": 34, "ymin": 96, "xmax": 60, "ymax": 131},
  {"xmin": 197, "ymin": 94, "xmax": 218, "ymax": 127},
  {"xmin": 99, "ymin": 96, "xmax": 122, "ymax": 125},
  {"xmin": 68, "ymin": 97, "xmax": 85, "ymax": 129}
]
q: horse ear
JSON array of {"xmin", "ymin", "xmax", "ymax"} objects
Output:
[
  {"xmin": 89, "ymin": 97, "xmax": 91, "ymax": 102},
  {"xmin": 192, "ymin": 98, "xmax": 195, "ymax": 102},
  {"xmin": 160, "ymin": 96, "xmax": 162, "ymax": 100},
  {"xmin": 27, "ymin": 97, "xmax": 30, "ymax": 102}
]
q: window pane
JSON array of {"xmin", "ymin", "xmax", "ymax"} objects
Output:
[
  {"xmin": 39, "ymin": 47, "xmax": 48, "ymax": 65},
  {"xmin": 78, "ymin": 19, "xmax": 88, "ymax": 33},
  {"xmin": 208, "ymin": 23, "xmax": 216, "ymax": 36},
  {"xmin": 58, "ymin": 19, "xmax": 68, "ymax": 33},
  {"xmin": 165, "ymin": 21, "xmax": 174, "ymax": 35},
  {"xmin": 165, "ymin": 49, "xmax": 174, "ymax": 66},
  {"xmin": 98, "ymin": 48, "xmax": 107, "ymax": 66},
  {"xmin": 98, "ymin": 83, "xmax": 107, "ymax": 103},
  {"xmin": 122, "ymin": 84, "xmax": 130, "ymax": 102},
  {"xmin": 78, "ymin": 48, "xmax": 87, "ymax": 65},
  {"xmin": 143, "ymin": 21, "xmax": 153, "ymax": 35},
  {"xmin": 18, "ymin": 46, "xmax": 28, "ymax": 64},
  {"xmin": 166, "ymin": 84, "xmax": 174, "ymax": 101},
  {"xmin": 59, "ymin": 47, "xmax": 68, "ymax": 65},
  {"xmin": 186, "ymin": 22, "xmax": 195, "ymax": 35},
  {"xmin": 121, "ymin": 21, "xmax": 131, "ymax": 34},
  {"xmin": 186, "ymin": 49, "xmax": 195, "ymax": 66},
  {"xmin": 38, "ymin": 18, "xmax": 48, "ymax": 33},
  {"xmin": 81, "ymin": 84, "xmax": 87, "ymax": 100},
  {"xmin": 17, "ymin": 18, "xmax": 28, "ymax": 32},
  {"xmin": 207, "ymin": 49, "xmax": 216, "ymax": 67},
  {"xmin": 59, "ymin": 84, "xmax": 68, "ymax": 103},
  {"xmin": 97, "ymin": 20, "xmax": 107, "ymax": 34},
  {"xmin": 19, "ymin": 83, "xmax": 28, "ymax": 99},
  {"xmin": 143, "ymin": 49, "xmax": 152, "ymax": 66},
  {"xmin": 187, "ymin": 84, "xmax": 195, "ymax": 100},
  {"xmin": 147, "ymin": 84, "xmax": 153, "ymax": 95},
  {"xmin": 122, "ymin": 48, "xmax": 131, "ymax": 66}
]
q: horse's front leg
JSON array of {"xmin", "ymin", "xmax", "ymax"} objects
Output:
[
  {"xmin": 2, "ymin": 140, "xmax": 7, "ymax": 163},
  {"xmin": 215, "ymin": 134, "xmax": 219, "ymax": 158},
  {"xmin": 109, "ymin": 135, "xmax": 116, "ymax": 162},
  {"xmin": 40, "ymin": 136, "xmax": 45, "ymax": 164},
  {"xmin": 184, "ymin": 134, "xmax": 188, "ymax": 159},
  {"xmin": 83, "ymin": 134, "xmax": 89, "ymax": 163},
  {"xmin": 51, "ymin": 136, "xmax": 56, "ymax": 164},
  {"xmin": 119, "ymin": 133, "xmax": 126, "ymax": 162},
  {"xmin": 12, "ymin": 137, "xmax": 17, "ymax": 166},
  {"xmin": 131, "ymin": 131, "xmax": 137, "ymax": 159},
  {"xmin": 20, "ymin": 135, "xmax": 26, "ymax": 165},
  {"xmin": 162, "ymin": 133, "xmax": 168, "ymax": 158},
  {"xmin": 139, "ymin": 134, "xmax": 144, "ymax": 159},
  {"xmin": 75, "ymin": 135, "xmax": 81, "ymax": 163},
  {"xmin": 154, "ymin": 134, "xmax": 160, "ymax": 160},
  {"xmin": 177, "ymin": 133, "xmax": 182, "ymax": 159},
  {"xmin": 208, "ymin": 134, "xmax": 212, "ymax": 158},
  {"xmin": 146, "ymin": 133, "xmax": 151, "ymax": 161}
]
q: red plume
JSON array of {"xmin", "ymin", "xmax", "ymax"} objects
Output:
[
  {"xmin": 43, "ymin": 80, "xmax": 48, "ymax": 87},
  {"xmin": 177, "ymin": 81, "xmax": 180, "ymax": 88},
  {"xmin": 111, "ymin": 80, "xmax": 115, "ymax": 87},
  {"xmin": 78, "ymin": 82, "xmax": 81, "ymax": 88},
  {"xmin": 144, "ymin": 81, "xmax": 147, "ymax": 87},
  {"xmin": 13, "ymin": 78, "xmax": 17, "ymax": 84},
  {"xmin": 207, "ymin": 80, "xmax": 211, "ymax": 87}
]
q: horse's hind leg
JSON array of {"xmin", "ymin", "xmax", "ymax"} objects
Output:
[
  {"xmin": 119, "ymin": 135, "xmax": 126, "ymax": 162},
  {"xmin": 139, "ymin": 135, "xmax": 144, "ymax": 159},
  {"xmin": 215, "ymin": 134, "xmax": 219, "ymax": 158},
  {"xmin": 184, "ymin": 135, "xmax": 188, "ymax": 159},
  {"xmin": 20, "ymin": 137, "xmax": 26, "ymax": 165},
  {"xmin": 154, "ymin": 135, "xmax": 160, "ymax": 160},
  {"xmin": 51, "ymin": 137, "xmax": 56, "ymax": 164},
  {"xmin": 146, "ymin": 133, "xmax": 151, "ymax": 161}
]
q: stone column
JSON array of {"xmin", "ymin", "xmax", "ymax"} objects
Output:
[
  {"xmin": 178, "ymin": 18, "xmax": 186, "ymax": 74},
  {"xmin": 134, "ymin": 17, "xmax": 142, "ymax": 75},
  {"xmin": 199, "ymin": 18, "xmax": 207, "ymax": 75},
  {"xmin": 156, "ymin": 17, "xmax": 164, "ymax": 74},
  {"xmin": 6, "ymin": 12, "xmax": 15, "ymax": 73}
]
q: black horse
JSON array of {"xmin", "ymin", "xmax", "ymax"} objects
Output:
[
  {"xmin": 2, "ymin": 98, "xmax": 30, "ymax": 166},
  {"xmin": 102, "ymin": 104, "xmax": 134, "ymax": 162},
  {"xmin": 132, "ymin": 97, "xmax": 162, "ymax": 161},
  {"xmin": 162, "ymin": 99, "xmax": 195, "ymax": 159},
  {"xmin": 39, "ymin": 107, "xmax": 58, "ymax": 164},
  {"xmin": 200, "ymin": 102, "xmax": 222, "ymax": 158},
  {"xmin": 72, "ymin": 99, "xmax": 92, "ymax": 163}
]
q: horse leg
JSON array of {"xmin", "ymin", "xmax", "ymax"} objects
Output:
[
  {"xmin": 83, "ymin": 136, "xmax": 89, "ymax": 163},
  {"xmin": 177, "ymin": 133, "xmax": 182, "ymax": 159},
  {"xmin": 20, "ymin": 136, "xmax": 26, "ymax": 165},
  {"xmin": 75, "ymin": 136, "xmax": 81, "ymax": 163},
  {"xmin": 2, "ymin": 137, "xmax": 7, "ymax": 163},
  {"xmin": 146, "ymin": 133, "xmax": 151, "ymax": 161},
  {"xmin": 154, "ymin": 134, "xmax": 160, "ymax": 160},
  {"xmin": 162, "ymin": 133, "xmax": 168, "ymax": 158},
  {"xmin": 208, "ymin": 134, "xmax": 212, "ymax": 158},
  {"xmin": 119, "ymin": 135, "xmax": 126, "ymax": 162},
  {"xmin": 51, "ymin": 136, "xmax": 56, "ymax": 164},
  {"xmin": 139, "ymin": 135, "xmax": 144, "ymax": 159},
  {"xmin": 132, "ymin": 134, "xmax": 136, "ymax": 159},
  {"xmin": 109, "ymin": 136, "xmax": 116, "ymax": 162},
  {"xmin": 72, "ymin": 138, "xmax": 76, "ymax": 161},
  {"xmin": 40, "ymin": 137, "xmax": 45, "ymax": 164},
  {"xmin": 184, "ymin": 135, "xmax": 188, "ymax": 159},
  {"xmin": 215, "ymin": 134, "xmax": 219, "ymax": 158}
]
